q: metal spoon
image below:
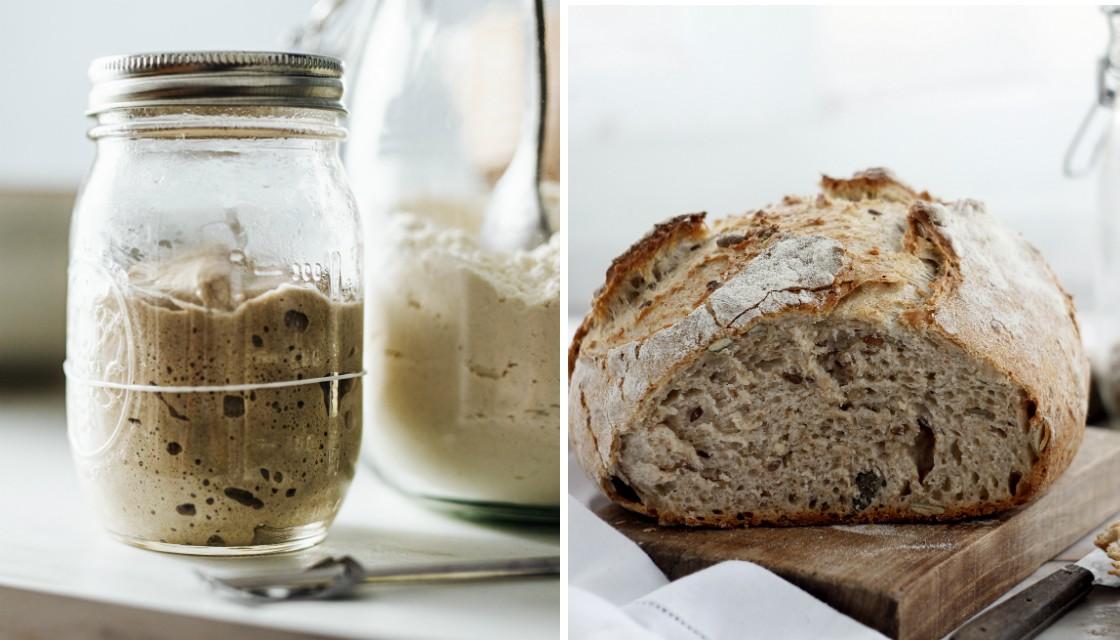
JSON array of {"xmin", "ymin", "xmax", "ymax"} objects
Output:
[
  {"xmin": 479, "ymin": 0, "xmax": 551, "ymax": 253},
  {"xmin": 199, "ymin": 555, "xmax": 560, "ymax": 601}
]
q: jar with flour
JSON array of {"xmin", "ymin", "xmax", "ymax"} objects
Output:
[{"xmin": 310, "ymin": 0, "xmax": 561, "ymax": 520}]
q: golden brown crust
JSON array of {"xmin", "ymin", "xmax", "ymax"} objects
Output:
[
  {"xmin": 568, "ymin": 212, "xmax": 707, "ymax": 379},
  {"xmin": 820, "ymin": 167, "xmax": 933, "ymax": 203},
  {"xmin": 567, "ymin": 316, "xmax": 592, "ymax": 380},
  {"xmin": 594, "ymin": 211, "xmax": 708, "ymax": 318},
  {"xmin": 569, "ymin": 168, "xmax": 1088, "ymax": 528}
]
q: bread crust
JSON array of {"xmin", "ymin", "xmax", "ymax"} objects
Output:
[
  {"xmin": 569, "ymin": 212, "xmax": 707, "ymax": 378},
  {"xmin": 569, "ymin": 168, "xmax": 1089, "ymax": 527}
]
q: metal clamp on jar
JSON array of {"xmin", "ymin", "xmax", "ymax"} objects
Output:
[{"xmin": 1065, "ymin": 8, "xmax": 1120, "ymax": 420}]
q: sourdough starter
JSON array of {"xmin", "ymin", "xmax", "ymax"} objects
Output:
[
  {"xmin": 365, "ymin": 197, "xmax": 560, "ymax": 506},
  {"xmin": 68, "ymin": 248, "xmax": 362, "ymax": 547}
]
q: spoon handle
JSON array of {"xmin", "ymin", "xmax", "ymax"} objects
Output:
[
  {"xmin": 360, "ymin": 555, "xmax": 561, "ymax": 585},
  {"xmin": 531, "ymin": 0, "xmax": 548, "ymax": 196}
]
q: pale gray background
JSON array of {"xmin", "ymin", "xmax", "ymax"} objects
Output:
[
  {"xmin": 0, "ymin": 0, "xmax": 312, "ymax": 377},
  {"xmin": 0, "ymin": 0, "xmax": 312, "ymax": 189},
  {"xmin": 569, "ymin": 5, "xmax": 1103, "ymax": 318}
]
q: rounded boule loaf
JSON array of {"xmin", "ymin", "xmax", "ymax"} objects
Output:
[{"xmin": 569, "ymin": 168, "xmax": 1088, "ymax": 527}]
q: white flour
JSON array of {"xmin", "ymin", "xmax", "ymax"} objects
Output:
[{"xmin": 363, "ymin": 194, "xmax": 560, "ymax": 506}]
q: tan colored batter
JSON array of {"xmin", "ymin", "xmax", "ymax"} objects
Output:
[{"xmin": 69, "ymin": 248, "xmax": 362, "ymax": 547}]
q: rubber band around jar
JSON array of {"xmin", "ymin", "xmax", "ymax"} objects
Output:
[
  {"xmin": 62, "ymin": 360, "xmax": 365, "ymax": 393},
  {"xmin": 64, "ymin": 361, "xmax": 364, "ymax": 459}
]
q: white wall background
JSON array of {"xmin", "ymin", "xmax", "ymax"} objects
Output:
[
  {"xmin": 569, "ymin": 5, "xmax": 1105, "ymax": 316},
  {"xmin": 0, "ymin": 0, "xmax": 314, "ymax": 189},
  {"xmin": 0, "ymin": 1, "xmax": 314, "ymax": 376}
]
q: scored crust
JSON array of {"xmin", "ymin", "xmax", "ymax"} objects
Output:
[
  {"xmin": 568, "ymin": 212, "xmax": 707, "ymax": 378},
  {"xmin": 569, "ymin": 168, "xmax": 1089, "ymax": 527}
]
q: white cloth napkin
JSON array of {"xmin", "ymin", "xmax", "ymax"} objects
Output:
[{"xmin": 568, "ymin": 472, "xmax": 889, "ymax": 640}]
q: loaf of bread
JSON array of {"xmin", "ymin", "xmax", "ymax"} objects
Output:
[{"xmin": 569, "ymin": 169, "xmax": 1088, "ymax": 527}]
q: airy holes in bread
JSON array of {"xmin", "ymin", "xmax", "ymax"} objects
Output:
[{"xmin": 618, "ymin": 314, "xmax": 1036, "ymax": 523}]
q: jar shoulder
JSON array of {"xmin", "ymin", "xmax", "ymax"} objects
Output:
[{"xmin": 69, "ymin": 137, "xmax": 363, "ymax": 302}]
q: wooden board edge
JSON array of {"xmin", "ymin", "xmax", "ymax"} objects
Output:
[{"xmin": 896, "ymin": 432, "xmax": 1120, "ymax": 640}]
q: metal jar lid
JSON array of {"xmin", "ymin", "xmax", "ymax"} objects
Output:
[{"xmin": 87, "ymin": 51, "xmax": 345, "ymax": 115}]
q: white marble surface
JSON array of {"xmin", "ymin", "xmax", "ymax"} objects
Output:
[{"xmin": 0, "ymin": 392, "xmax": 560, "ymax": 639}]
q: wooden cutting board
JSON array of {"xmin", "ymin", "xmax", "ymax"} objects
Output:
[{"xmin": 596, "ymin": 427, "xmax": 1120, "ymax": 640}]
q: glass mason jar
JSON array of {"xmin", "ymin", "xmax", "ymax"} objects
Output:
[
  {"xmin": 341, "ymin": 0, "xmax": 561, "ymax": 521},
  {"xmin": 1071, "ymin": 8, "xmax": 1120, "ymax": 419},
  {"xmin": 1097, "ymin": 110, "xmax": 1120, "ymax": 417},
  {"xmin": 66, "ymin": 52, "xmax": 364, "ymax": 555}
]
